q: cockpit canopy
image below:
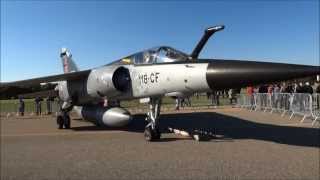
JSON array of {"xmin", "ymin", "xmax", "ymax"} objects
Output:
[{"xmin": 112, "ymin": 46, "xmax": 189, "ymax": 65}]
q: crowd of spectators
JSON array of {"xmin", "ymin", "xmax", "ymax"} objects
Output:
[
  {"xmin": 246, "ymin": 81, "xmax": 320, "ymax": 96},
  {"xmin": 18, "ymin": 96, "xmax": 56, "ymax": 116},
  {"xmin": 244, "ymin": 81, "xmax": 320, "ymax": 110}
]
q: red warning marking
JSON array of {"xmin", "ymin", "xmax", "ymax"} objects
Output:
[{"xmin": 63, "ymin": 56, "xmax": 69, "ymax": 73}]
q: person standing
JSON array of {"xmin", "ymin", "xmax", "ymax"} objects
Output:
[
  {"xmin": 293, "ymin": 83, "xmax": 298, "ymax": 93},
  {"xmin": 228, "ymin": 89, "xmax": 236, "ymax": 105},
  {"xmin": 215, "ymin": 91, "xmax": 220, "ymax": 106},
  {"xmin": 267, "ymin": 84, "xmax": 274, "ymax": 108},
  {"xmin": 300, "ymin": 82, "xmax": 312, "ymax": 111},
  {"xmin": 211, "ymin": 91, "xmax": 220, "ymax": 107},
  {"xmin": 247, "ymin": 86, "xmax": 254, "ymax": 108},
  {"xmin": 280, "ymin": 82, "xmax": 286, "ymax": 93},
  {"xmin": 185, "ymin": 96, "xmax": 192, "ymax": 107},
  {"xmin": 279, "ymin": 82, "xmax": 286, "ymax": 109},
  {"xmin": 273, "ymin": 84, "xmax": 280, "ymax": 109},
  {"xmin": 206, "ymin": 92, "xmax": 211, "ymax": 100},
  {"xmin": 304, "ymin": 82, "xmax": 313, "ymax": 94},
  {"xmin": 267, "ymin": 84, "xmax": 274, "ymax": 94},
  {"xmin": 46, "ymin": 96, "xmax": 54, "ymax": 115},
  {"xmin": 258, "ymin": 84, "xmax": 268, "ymax": 108},
  {"xmin": 296, "ymin": 82, "xmax": 303, "ymax": 93},
  {"xmin": 35, "ymin": 97, "xmax": 43, "ymax": 115},
  {"xmin": 285, "ymin": 83, "xmax": 294, "ymax": 110},
  {"xmin": 18, "ymin": 96, "xmax": 25, "ymax": 116},
  {"xmin": 175, "ymin": 97, "xmax": 180, "ymax": 110},
  {"xmin": 316, "ymin": 82, "xmax": 320, "ymax": 109}
]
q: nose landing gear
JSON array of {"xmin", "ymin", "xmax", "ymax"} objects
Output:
[{"xmin": 144, "ymin": 98, "xmax": 162, "ymax": 141}]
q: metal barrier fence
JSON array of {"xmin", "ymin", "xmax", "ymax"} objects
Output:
[
  {"xmin": 311, "ymin": 94, "xmax": 320, "ymax": 126},
  {"xmin": 237, "ymin": 93, "xmax": 320, "ymax": 127},
  {"xmin": 0, "ymin": 100, "xmax": 61, "ymax": 117},
  {"xmin": 2, "ymin": 94, "xmax": 319, "ymax": 126},
  {"xmin": 0, "ymin": 95, "xmax": 232, "ymax": 118},
  {"xmin": 289, "ymin": 93, "xmax": 312, "ymax": 122}
]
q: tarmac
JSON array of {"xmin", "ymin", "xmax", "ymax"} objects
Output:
[{"xmin": 1, "ymin": 107, "xmax": 319, "ymax": 180}]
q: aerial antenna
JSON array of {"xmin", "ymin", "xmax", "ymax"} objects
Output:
[{"xmin": 190, "ymin": 25, "xmax": 225, "ymax": 59}]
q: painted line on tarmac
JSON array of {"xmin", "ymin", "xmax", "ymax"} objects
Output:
[{"xmin": 1, "ymin": 131, "xmax": 124, "ymax": 137}]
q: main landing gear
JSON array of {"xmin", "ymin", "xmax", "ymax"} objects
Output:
[
  {"xmin": 57, "ymin": 111, "xmax": 71, "ymax": 129},
  {"xmin": 57, "ymin": 102, "xmax": 73, "ymax": 129},
  {"xmin": 144, "ymin": 98, "xmax": 162, "ymax": 141}
]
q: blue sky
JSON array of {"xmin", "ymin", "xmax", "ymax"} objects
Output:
[{"xmin": 1, "ymin": 0, "xmax": 319, "ymax": 81}]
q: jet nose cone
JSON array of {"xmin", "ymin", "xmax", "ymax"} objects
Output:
[{"xmin": 205, "ymin": 59, "xmax": 320, "ymax": 90}]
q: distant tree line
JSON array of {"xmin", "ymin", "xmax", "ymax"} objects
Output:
[{"xmin": 0, "ymin": 83, "xmax": 56, "ymax": 100}]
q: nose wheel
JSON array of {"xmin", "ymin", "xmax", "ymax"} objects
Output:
[
  {"xmin": 144, "ymin": 98, "xmax": 162, "ymax": 141},
  {"xmin": 144, "ymin": 126, "xmax": 161, "ymax": 141}
]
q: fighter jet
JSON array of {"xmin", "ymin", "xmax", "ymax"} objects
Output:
[{"xmin": 1, "ymin": 25, "xmax": 319, "ymax": 141}]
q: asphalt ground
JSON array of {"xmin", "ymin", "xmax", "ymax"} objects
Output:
[{"xmin": 1, "ymin": 107, "xmax": 319, "ymax": 180}]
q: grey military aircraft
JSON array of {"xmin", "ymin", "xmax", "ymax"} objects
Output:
[{"xmin": 1, "ymin": 25, "xmax": 319, "ymax": 141}]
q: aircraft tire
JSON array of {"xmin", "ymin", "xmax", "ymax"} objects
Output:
[
  {"xmin": 64, "ymin": 115, "xmax": 71, "ymax": 129},
  {"xmin": 153, "ymin": 128, "xmax": 161, "ymax": 140},
  {"xmin": 144, "ymin": 127, "xmax": 161, "ymax": 141},
  {"xmin": 57, "ymin": 115, "xmax": 63, "ymax": 129},
  {"xmin": 144, "ymin": 127, "xmax": 153, "ymax": 141}
]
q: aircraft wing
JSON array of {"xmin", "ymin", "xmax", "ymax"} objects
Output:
[{"xmin": 0, "ymin": 70, "xmax": 91, "ymax": 88}]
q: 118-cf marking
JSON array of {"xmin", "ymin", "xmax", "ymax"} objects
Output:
[{"xmin": 138, "ymin": 72, "xmax": 160, "ymax": 84}]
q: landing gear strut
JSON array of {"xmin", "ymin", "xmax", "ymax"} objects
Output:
[{"xmin": 144, "ymin": 98, "xmax": 162, "ymax": 141}]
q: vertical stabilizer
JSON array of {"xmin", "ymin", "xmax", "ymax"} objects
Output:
[{"xmin": 60, "ymin": 48, "xmax": 79, "ymax": 73}]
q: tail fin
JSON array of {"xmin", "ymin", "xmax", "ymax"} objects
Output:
[{"xmin": 60, "ymin": 48, "xmax": 79, "ymax": 73}]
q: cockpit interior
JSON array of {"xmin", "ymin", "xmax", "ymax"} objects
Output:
[{"xmin": 110, "ymin": 46, "xmax": 189, "ymax": 65}]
